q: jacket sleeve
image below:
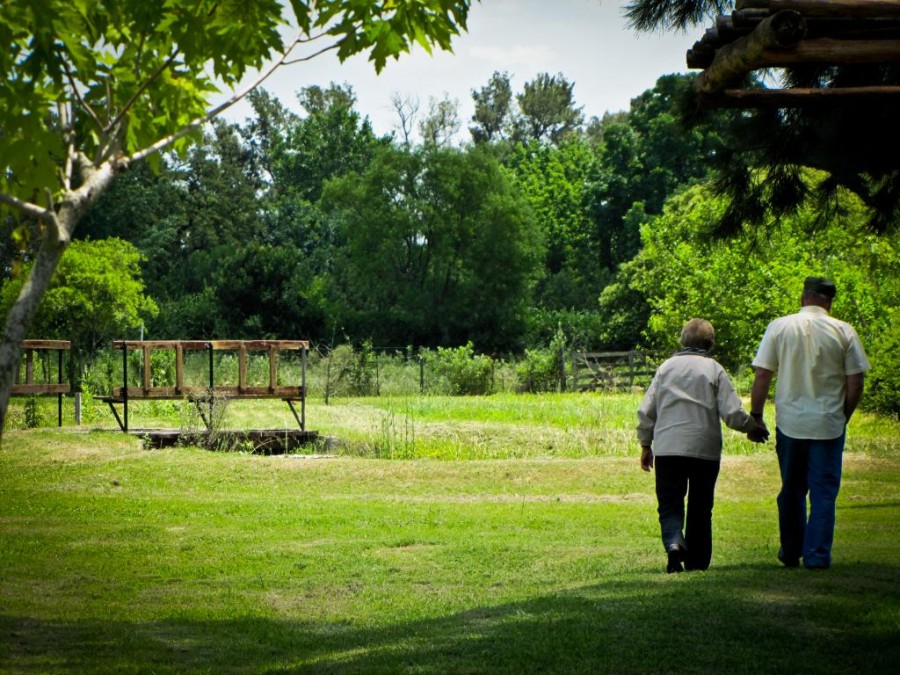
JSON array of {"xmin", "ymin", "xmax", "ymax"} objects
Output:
[
  {"xmin": 636, "ymin": 372, "xmax": 659, "ymax": 446},
  {"xmin": 716, "ymin": 366, "xmax": 757, "ymax": 433}
]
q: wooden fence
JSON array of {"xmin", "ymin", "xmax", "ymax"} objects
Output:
[{"xmin": 570, "ymin": 350, "xmax": 654, "ymax": 391}]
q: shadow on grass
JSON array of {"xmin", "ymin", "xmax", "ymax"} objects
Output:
[
  {"xmin": 2, "ymin": 563, "xmax": 898, "ymax": 674},
  {"xmin": 838, "ymin": 501, "xmax": 900, "ymax": 510}
]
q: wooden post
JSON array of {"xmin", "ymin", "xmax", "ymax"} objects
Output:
[
  {"xmin": 58, "ymin": 348, "xmax": 64, "ymax": 426},
  {"xmin": 268, "ymin": 344, "xmax": 277, "ymax": 394},
  {"xmin": 175, "ymin": 343, "xmax": 184, "ymax": 395},
  {"xmin": 208, "ymin": 342, "xmax": 214, "ymax": 424},
  {"xmin": 238, "ymin": 345, "xmax": 247, "ymax": 395},
  {"xmin": 122, "ymin": 343, "xmax": 128, "ymax": 432},
  {"xmin": 143, "ymin": 344, "xmax": 152, "ymax": 394},
  {"xmin": 301, "ymin": 344, "xmax": 307, "ymax": 431},
  {"xmin": 25, "ymin": 349, "xmax": 34, "ymax": 385}
]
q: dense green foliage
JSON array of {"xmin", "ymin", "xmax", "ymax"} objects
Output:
[
  {"xmin": 613, "ymin": 178, "xmax": 900, "ymax": 416},
  {"xmin": 5, "ymin": 61, "xmax": 898, "ymax": 415},
  {"xmin": 322, "ymin": 145, "xmax": 540, "ymax": 351},
  {"xmin": 0, "ymin": 239, "xmax": 157, "ymax": 383}
]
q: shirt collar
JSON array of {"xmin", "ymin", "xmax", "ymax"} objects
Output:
[
  {"xmin": 675, "ymin": 347, "xmax": 710, "ymax": 357},
  {"xmin": 800, "ymin": 305, "xmax": 830, "ymax": 316}
]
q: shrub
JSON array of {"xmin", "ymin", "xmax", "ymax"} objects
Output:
[
  {"xmin": 516, "ymin": 327, "xmax": 567, "ymax": 393},
  {"xmin": 427, "ymin": 343, "xmax": 494, "ymax": 395},
  {"xmin": 325, "ymin": 342, "xmax": 377, "ymax": 397}
]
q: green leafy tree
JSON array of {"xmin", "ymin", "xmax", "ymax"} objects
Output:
[
  {"xmin": 322, "ymin": 145, "xmax": 541, "ymax": 351},
  {"xmin": 419, "ymin": 94, "xmax": 462, "ymax": 147},
  {"xmin": 273, "ymin": 84, "xmax": 390, "ymax": 205},
  {"xmin": 469, "ymin": 71, "xmax": 513, "ymax": 144},
  {"xmin": 0, "ymin": 239, "xmax": 158, "ymax": 385},
  {"xmin": 508, "ymin": 138, "xmax": 599, "ymax": 309},
  {"xmin": 514, "ymin": 72, "xmax": 584, "ymax": 145},
  {"xmin": 0, "ymin": 0, "xmax": 472, "ymax": 431},
  {"xmin": 620, "ymin": 178, "xmax": 900, "ymax": 413}
]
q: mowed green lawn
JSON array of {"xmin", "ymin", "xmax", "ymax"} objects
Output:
[{"xmin": 1, "ymin": 394, "xmax": 899, "ymax": 673}]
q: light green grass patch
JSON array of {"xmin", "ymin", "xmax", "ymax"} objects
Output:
[{"xmin": 2, "ymin": 415, "xmax": 899, "ymax": 673}]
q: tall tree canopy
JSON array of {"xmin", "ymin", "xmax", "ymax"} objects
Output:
[
  {"xmin": 0, "ymin": 0, "xmax": 472, "ymax": 432},
  {"xmin": 322, "ymin": 145, "xmax": 540, "ymax": 351}
]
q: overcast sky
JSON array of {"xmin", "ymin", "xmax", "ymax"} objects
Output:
[{"xmin": 219, "ymin": 0, "xmax": 698, "ymax": 140}]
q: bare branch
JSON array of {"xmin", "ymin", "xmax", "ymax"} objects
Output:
[
  {"xmin": 0, "ymin": 192, "xmax": 54, "ymax": 223},
  {"xmin": 129, "ymin": 32, "xmax": 320, "ymax": 163},
  {"xmin": 60, "ymin": 59, "xmax": 105, "ymax": 131},
  {"xmin": 282, "ymin": 41, "xmax": 341, "ymax": 66},
  {"xmin": 105, "ymin": 47, "xmax": 181, "ymax": 135}
]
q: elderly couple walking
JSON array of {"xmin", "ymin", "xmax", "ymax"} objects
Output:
[{"xmin": 637, "ymin": 277, "xmax": 870, "ymax": 573}]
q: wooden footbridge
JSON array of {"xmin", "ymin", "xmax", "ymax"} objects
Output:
[{"xmin": 100, "ymin": 339, "xmax": 317, "ymax": 451}]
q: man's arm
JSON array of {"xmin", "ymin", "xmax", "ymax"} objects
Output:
[
  {"xmin": 844, "ymin": 373, "xmax": 865, "ymax": 423},
  {"xmin": 750, "ymin": 367, "xmax": 775, "ymax": 417}
]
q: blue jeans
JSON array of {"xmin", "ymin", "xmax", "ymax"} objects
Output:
[{"xmin": 775, "ymin": 428, "xmax": 846, "ymax": 568}]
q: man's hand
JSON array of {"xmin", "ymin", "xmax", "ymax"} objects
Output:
[
  {"xmin": 640, "ymin": 446, "xmax": 653, "ymax": 472},
  {"xmin": 747, "ymin": 418, "xmax": 770, "ymax": 443}
]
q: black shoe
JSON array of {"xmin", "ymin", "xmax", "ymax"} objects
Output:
[
  {"xmin": 804, "ymin": 562, "xmax": 829, "ymax": 570},
  {"xmin": 666, "ymin": 544, "xmax": 686, "ymax": 574},
  {"xmin": 778, "ymin": 548, "xmax": 800, "ymax": 568}
]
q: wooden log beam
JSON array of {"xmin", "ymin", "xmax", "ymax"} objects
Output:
[
  {"xmin": 694, "ymin": 10, "xmax": 807, "ymax": 94},
  {"xmin": 111, "ymin": 339, "xmax": 310, "ymax": 351},
  {"xmin": 19, "ymin": 340, "xmax": 71, "ymax": 350},
  {"xmin": 700, "ymin": 85, "xmax": 900, "ymax": 108},
  {"xmin": 761, "ymin": 38, "xmax": 900, "ymax": 65},
  {"xmin": 736, "ymin": 0, "xmax": 900, "ymax": 19}
]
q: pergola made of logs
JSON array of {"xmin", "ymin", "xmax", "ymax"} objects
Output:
[{"xmin": 687, "ymin": 0, "xmax": 900, "ymax": 107}]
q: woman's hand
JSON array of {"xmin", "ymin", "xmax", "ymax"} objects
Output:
[{"xmin": 640, "ymin": 446, "xmax": 654, "ymax": 472}]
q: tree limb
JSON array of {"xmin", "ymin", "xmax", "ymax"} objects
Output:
[
  {"xmin": 105, "ymin": 47, "xmax": 181, "ymax": 136},
  {"xmin": 61, "ymin": 59, "xmax": 105, "ymax": 132},
  {"xmin": 0, "ymin": 192, "xmax": 54, "ymax": 223},
  {"xmin": 282, "ymin": 41, "xmax": 341, "ymax": 66},
  {"xmin": 694, "ymin": 10, "xmax": 807, "ymax": 94},
  {"xmin": 129, "ymin": 32, "xmax": 311, "ymax": 163}
]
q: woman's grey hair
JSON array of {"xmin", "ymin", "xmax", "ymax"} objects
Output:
[{"xmin": 680, "ymin": 318, "xmax": 715, "ymax": 350}]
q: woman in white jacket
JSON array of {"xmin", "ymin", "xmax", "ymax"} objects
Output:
[{"xmin": 637, "ymin": 319, "xmax": 766, "ymax": 573}]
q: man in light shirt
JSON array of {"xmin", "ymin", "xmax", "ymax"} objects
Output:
[{"xmin": 751, "ymin": 276, "xmax": 870, "ymax": 570}]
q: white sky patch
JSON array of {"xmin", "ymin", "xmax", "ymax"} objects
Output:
[{"xmin": 217, "ymin": 0, "xmax": 698, "ymax": 142}]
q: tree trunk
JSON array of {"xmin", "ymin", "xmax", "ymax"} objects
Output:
[
  {"xmin": 0, "ymin": 227, "xmax": 69, "ymax": 438},
  {"xmin": 0, "ymin": 160, "xmax": 118, "ymax": 438}
]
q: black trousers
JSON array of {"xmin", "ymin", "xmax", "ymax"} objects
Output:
[{"xmin": 655, "ymin": 455, "xmax": 721, "ymax": 571}]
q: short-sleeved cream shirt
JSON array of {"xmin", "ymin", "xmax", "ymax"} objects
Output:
[{"xmin": 752, "ymin": 306, "xmax": 870, "ymax": 439}]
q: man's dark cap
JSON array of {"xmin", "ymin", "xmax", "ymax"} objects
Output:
[{"xmin": 804, "ymin": 276, "xmax": 837, "ymax": 298}]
